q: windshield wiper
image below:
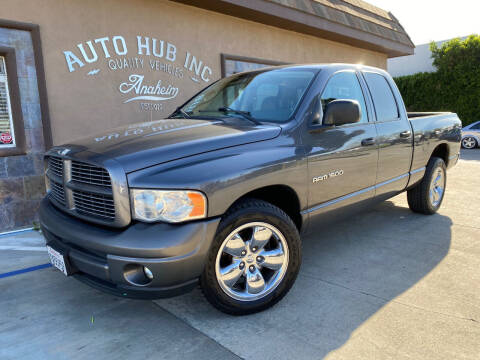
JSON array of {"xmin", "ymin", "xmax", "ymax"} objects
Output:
[
  {"xmin": 170, "ymin": 107, "xmax": 191, "ymax": 119},
  {"xmin": 217, "ymin": 107, "xmax": 261, "ymax": 125}
]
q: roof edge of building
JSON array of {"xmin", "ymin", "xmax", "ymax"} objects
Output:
[{"xmin": 170, "ymin": 0, "xmax": 414, "ymax": 58}]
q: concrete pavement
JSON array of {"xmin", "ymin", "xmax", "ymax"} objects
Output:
[
  {"xmin": 1, "ymin": 149, "xmax": 479, "ymax": 359},
  {"xmin": 0, "ymin": 242, "xmax": 239, "ymax": 360}
]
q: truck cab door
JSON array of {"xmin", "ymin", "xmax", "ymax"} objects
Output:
[
  {"xmin": 302, "ymin": 70, "xmax": 378, "ymax": 228},
  {"xmin": 361, "ymin": 71, "xmax": 414, "ymax": 199}
]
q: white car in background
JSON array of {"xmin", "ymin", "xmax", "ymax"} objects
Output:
[{"xmin": 462, "ymin": 121, "xmax": 480, "ymax": 149}]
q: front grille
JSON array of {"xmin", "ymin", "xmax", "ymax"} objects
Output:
[
  {"xmin": 73, "ymin": 189, "xmax": 115, "ymax": 221},
  {"xmin": 46, "ymin": 156, "xmax": 118, "ymax": 224},
  {"xmin": 48, "ymin": 156, "xmax": 63, "ymax": 178},
  {"xmin": 71, "ymin": 161, "xmax": 111, "ymax": 187},
  {"xmin": 49, "ymin": 180, "xmax": 66, "ymax": 206}
]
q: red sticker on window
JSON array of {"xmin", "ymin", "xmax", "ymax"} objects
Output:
[{"xmin": 0, "ymin": 132, "xmax": 13, "ymax": 144}]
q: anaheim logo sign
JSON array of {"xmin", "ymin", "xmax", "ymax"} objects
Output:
[
  {"xmin": 119, "ymin": 75, "xmax": 179, "ymax": 103},
  {"xmin": 62, "ymin": 35, "xmax": 213, "ymax": 111}
]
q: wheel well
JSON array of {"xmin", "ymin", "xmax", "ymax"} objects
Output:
[
  {"xmin": 431, "ymin": 143, "xmax": 449, "ymax": 165},
  {"xmin": 235, "ymin": 185, "xmax": 302, "ymax": 231}
]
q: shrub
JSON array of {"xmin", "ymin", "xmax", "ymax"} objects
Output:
[{"xmin": 394, "ymin": 35, "xmax": 480, "ymax": 126}]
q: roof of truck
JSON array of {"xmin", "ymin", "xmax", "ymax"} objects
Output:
[{"xmin": 234, "ymin": 63, "xmax": 390, "ymax": 75}]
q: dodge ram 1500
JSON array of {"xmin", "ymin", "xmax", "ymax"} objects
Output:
[{"xmin": 40, "ymin": 64, "xmax": 462, "ymax": 315}]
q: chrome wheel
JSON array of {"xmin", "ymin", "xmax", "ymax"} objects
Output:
[
  {"xmin": 215, "ymin": 222, "xmax": 289, "ymax": 301},
  {"xmin": 429, "ymin": 167, "xmax": 445, "ymax": 207},
  {"xmin": 462, "ymin": 137, "xmax": 477, "ymax": 149}
]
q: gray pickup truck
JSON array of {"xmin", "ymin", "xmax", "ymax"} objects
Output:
[{"xmin": 40, "ymin": 64, "xmax": 461, "ymax": 315}]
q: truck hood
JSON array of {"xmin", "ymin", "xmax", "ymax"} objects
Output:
[{"xmin": 58, "ymin": 119, "xmax": 281, "ymax": 173}]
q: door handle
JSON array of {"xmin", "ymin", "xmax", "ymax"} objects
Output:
[
  {"xmin": 361, "ymin": 137, "xmax": 376, "ymax": 146},
  {"xmin": 400, "ymin": 130, "xmax": 412, "ymax": 138}
]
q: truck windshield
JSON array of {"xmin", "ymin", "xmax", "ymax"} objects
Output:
[{"xmin": 175, "ymin": 68, "xmax": 318, "ymax": 123}]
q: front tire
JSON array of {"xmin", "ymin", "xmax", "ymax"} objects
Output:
[
  {"xmin": 462, "ymin": 137, "xmax": 477, "ymax": 149},
  {"xmin": 407, "ymin": 157, "xmax": 446, "ymax": 214},
  {"xmin": 201, "ymin": 199, "xmax": 301, "ymax": 315}
]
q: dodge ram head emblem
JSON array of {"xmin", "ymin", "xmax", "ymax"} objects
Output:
[
  {"xmin": 57, "ymin": 148, "xmax": 71, "ymax": 156},
  {"xmin": 313, "ymin": 170, "xmax": 344, "ymax": 183}
]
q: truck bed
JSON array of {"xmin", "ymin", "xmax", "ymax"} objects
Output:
[{"xmin": 407, "ymin": 112, "xmax": 462, "ymax": 172}]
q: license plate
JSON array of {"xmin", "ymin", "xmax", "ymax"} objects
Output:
[{"xmin": 46, "ymin": 245, "xmax": 69, "ymax": 276}]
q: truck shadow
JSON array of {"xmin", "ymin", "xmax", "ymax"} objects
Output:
[
  {"xmin": 292, "ymin": 199, "xmax": 453, "ymax": 358},
  {"xmin": 156, "ymin": 198, "xmax": 453, "ymax": 359}
]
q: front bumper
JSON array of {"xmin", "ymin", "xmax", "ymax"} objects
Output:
[{"xmin": 39, "ymin": 197, "xmax": 220, "ymax": 299}]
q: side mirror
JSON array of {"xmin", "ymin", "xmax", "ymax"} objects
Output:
[{"xmin": 323, "ymin": 99, "xmax": 361, "ymax": 126}]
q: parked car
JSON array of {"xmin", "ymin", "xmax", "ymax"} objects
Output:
[
  {"xmin": 40, "ymin": 64, "xmax": 462, "ymax": 315},
  {"xmin": 461, "ymin": 121, "xmax": 480, "ymax": 149}
]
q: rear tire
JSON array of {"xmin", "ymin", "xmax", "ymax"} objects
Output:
[
  {"xmin": 201, "ymin": 198, "xmax": 301, "ymax": 315},
  {"xmin": 407, "ymin": 157, "xmax": 446, "ymax": 215}
]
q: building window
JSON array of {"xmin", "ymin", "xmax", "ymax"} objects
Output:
[
  {"xmin": 0, "ymin": 47, "xmax": 26, "ymax": 157},
  {"xmin": 0, "ymin": 56, "xmax": 15, "ymax": 147},
  {"xmin": 221, "ymin": 54, "xmax": 288, "ymax": 77}
]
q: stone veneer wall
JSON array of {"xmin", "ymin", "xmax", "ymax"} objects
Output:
[{"xmin": 0, "ymin": 27, "xmax": 46, "ymax": 232}]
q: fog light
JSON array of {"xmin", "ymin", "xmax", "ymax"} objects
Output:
[
  {"xmin": 143, "ymin": 266, "xmax": 153, "ymax": 280},
  {"xmin": 123, "ymin": 264, "xmax": 152, "ymax": 286}
]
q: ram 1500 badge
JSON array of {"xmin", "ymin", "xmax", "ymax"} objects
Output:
[{"xmin": 313, "ymin": 170, "xmax": 344, "ymax": 183}]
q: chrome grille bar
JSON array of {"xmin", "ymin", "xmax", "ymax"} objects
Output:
[
  {"xmin": 71, "ymin": 161, "xmax": 111, "ymax": 187},
  {"xmin": 45, "ymin": 155, "xmax": 119, "ymax": 224},
  {"xmin": 48, "ymin": 157, "xmax": 63, "ymax": 178},
  {"xmin": 49, "ymin": 180, "xmax": 66, "ymax": 206},
  {"xmin": 73, "ymin": 188, "xmax": 116, "ymax": 220}
]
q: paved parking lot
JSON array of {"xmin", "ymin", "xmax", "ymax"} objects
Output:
[{"xmin": 1, "ymin": 149, "xmax": 479, "ymax": 360}]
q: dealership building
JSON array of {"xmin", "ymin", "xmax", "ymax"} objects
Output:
[{"xmin": 0, "ymin": 0, "xmax": 413, "ymax": 231}]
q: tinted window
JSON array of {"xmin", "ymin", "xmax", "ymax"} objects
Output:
[
  {"xmin": 321, "ymin": 71, "xmax": 368, "ymax": 123},
  {"xmin": 471, "ymin": 122, "xmax": 480, "ymax": 130},
  {"xmin": 364, "ymin": 72, "xmax": 399, "ymax": 121}
]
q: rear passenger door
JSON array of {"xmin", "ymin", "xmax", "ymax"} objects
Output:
[{"xmin": 362, "ymin": 71, "xmax": 413, "ymax": 198}]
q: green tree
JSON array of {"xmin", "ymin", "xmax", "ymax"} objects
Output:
[
  {"xmin": 394, "ymin": 34, "xmax": 480, "ymax": 126},
  {"xmin": 430, "ymin": 35, "xmax": 480, "ymax": 73}
]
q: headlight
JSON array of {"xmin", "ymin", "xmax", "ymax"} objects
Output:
[{"xmin": 131, "ymin": 189, "xmax": 207, "ymax": 223}]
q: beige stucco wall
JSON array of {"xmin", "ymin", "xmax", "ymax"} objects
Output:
[{"xmin": 2, "ymin": 0, "xmax": 387, "ymax": 145}]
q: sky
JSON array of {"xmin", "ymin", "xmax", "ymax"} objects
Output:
[{"xmin": 366, "ymin": 0, "xmax": 480, "ymax": 45}]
